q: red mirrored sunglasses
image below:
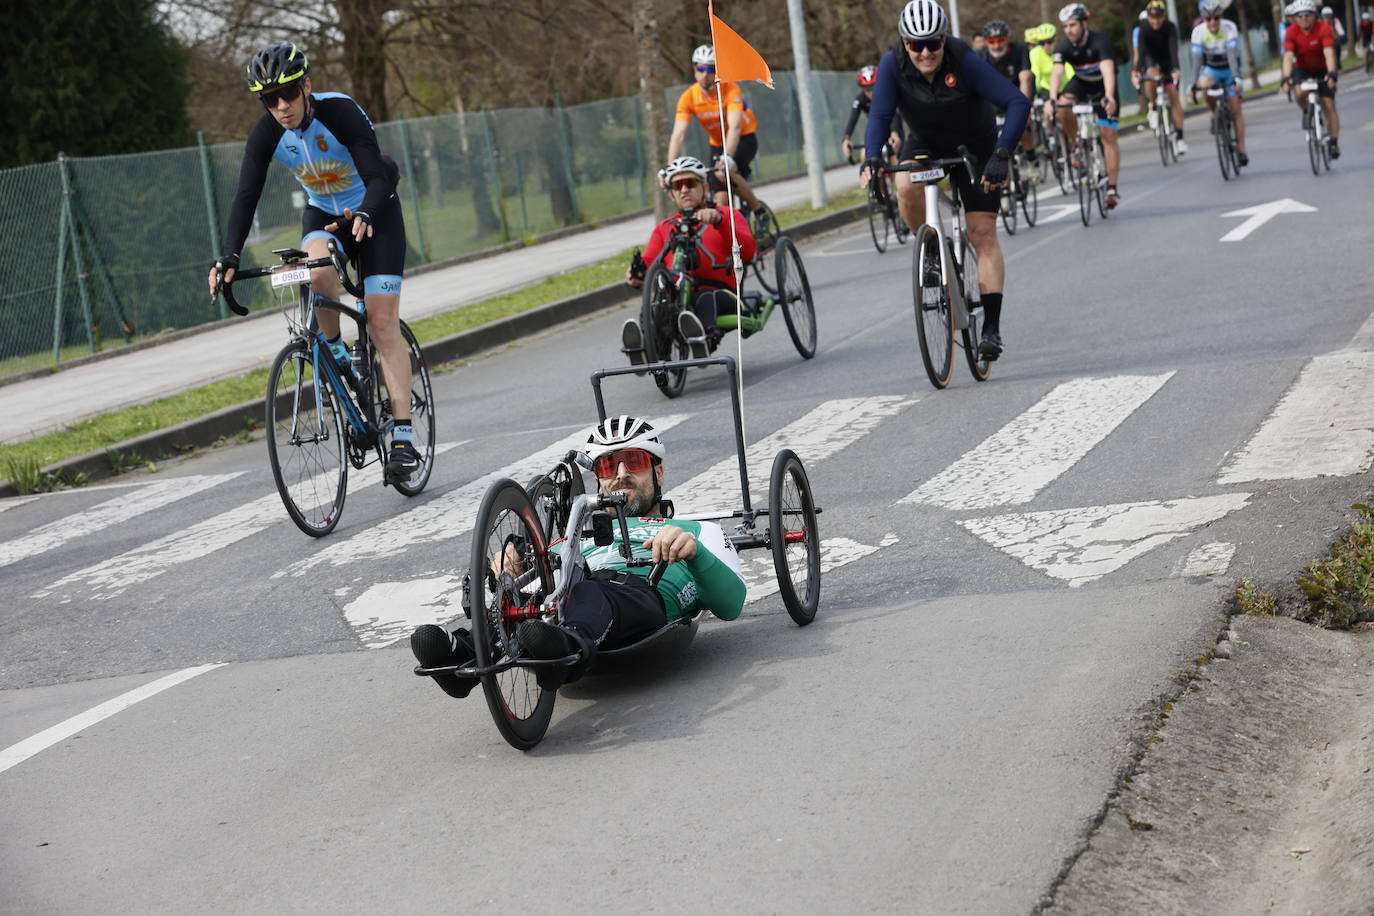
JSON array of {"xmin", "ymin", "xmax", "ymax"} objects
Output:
[
  {"xmin": 260, "ymin": 82, "xmax": 304, "ymax": 108},
  {"xmin": 671, "ymin": 177, "xmax": 701, "ymax": 191},
  {"xmin": 592, "ymin": 448, "xmax": 655, "ymax": 478},
  {"xmin": 985, "ymin": 36, "xmax": 1009, "ymax": 46}
]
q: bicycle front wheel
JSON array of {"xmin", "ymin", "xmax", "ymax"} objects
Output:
[
  {"xmin": 1076, "ymin": 147, "xmax": 1093, "ymax": 227},
  {"xmin": 957, "ymin": 238, "xmax": 990, "ymax": 383},
  {"xmin": 1054, "ymin": 126, "xmax": 1074, "ymax": 194},
  {"xmin": 867, "ymin": 187, "xmax": 889, "ymax": 253},
  {"xmin": 375, "ymin": 319, "xmax": 437, "ymax": 496},
  {"xmin": 1308, "ymin": 106, "xmax": 1323, "ymax": 176},
  {"xmin": 1000, "ymin": 183, "xmax": 1018, "ymax": 235},
  {"xmin": 266, "ymin": 342, "xmax": 348, "ymax": 537},
  {"xmin": 774, "ymin": 236, "xmax": 817, "ymax": 359},
  {"xmin": 1157, "ymin": 111, "xmax": 1170, "ymax": 167},
  {"xmin": 912, "ymin": 225, "xmax": 953, "ymax": 389},
  {"xmin": 1093, "ymin": 140, "xmax": 1109, "ymax": 219},
  {"xmin": 1021, "ymin": 163, "xmax": 1039, "ymax": 226},
  {"xmin": 640, "ymin": 264, "xmax": 689, "ymax": 398},
  {"xmin": 1215, "ymin": 111, "xmax": 1233, "ymax": 180}
]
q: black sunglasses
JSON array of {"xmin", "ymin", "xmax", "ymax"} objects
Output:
[
  {"xmin": 259, "ymin": 83, "xmax": 304, "ymax": 108},
  {"xmin": 904, "ymin": 36, "xmax": 946, "ymax": 53}
]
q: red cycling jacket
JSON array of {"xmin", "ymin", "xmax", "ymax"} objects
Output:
[
  {"xmin": 643, "ymin": 206, "xmax": 756, "ymax": 290},
  {"xmin": 1285, "ymin": 20, "xmax": 1336, "ymax": 73}
]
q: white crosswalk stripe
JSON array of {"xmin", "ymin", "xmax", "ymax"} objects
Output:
[{"xmin": 0, "ymin": 473, "xmax": 244, "ymax": 570}]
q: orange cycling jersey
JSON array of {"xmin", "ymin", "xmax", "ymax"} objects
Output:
[{"xmin": 674, "ymin": 81, "xmax": 758, "ymax": 147}]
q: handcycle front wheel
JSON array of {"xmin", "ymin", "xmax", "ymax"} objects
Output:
[
  {"xmin": 773, "ymin": 236, "xmax": 817, "ymax": 359},
  {"xmin": 266, "ymin": 342, "xmax": 348, "ymax": 537},
  {"xmin": 912, "ymin": 224, "xmax": 954, "ymax": 389},
  {"xmin": 470, "ymin": 479, "xmax": 558, "ymax": 751},
  {"xmin": 749, "ymin": 202, "xmax": 782, "ymax": 295},
  {"xmin": 375, "ymin": 319, "xmax": 436, "ymax": 496},
  {"xmin": 640, "ymin": 264, "xmax": 689, "ymax": 399},
  {"xmin": 769, "ymin": 448, "xmax": 820, "ymax": 626}
]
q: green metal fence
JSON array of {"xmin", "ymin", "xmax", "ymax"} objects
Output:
[{"xmin": 0, "ymin": 70, "xmax": 861, "ymax": 374}]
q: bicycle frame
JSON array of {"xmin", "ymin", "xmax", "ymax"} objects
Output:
[{"xmin": 895, "ymin": 157, "xmax": 977, "ymax": 331}]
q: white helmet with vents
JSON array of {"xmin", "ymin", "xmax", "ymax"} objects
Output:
[
  {"xmin": 586, "ymin": 416, "xmax": 666, "ymax": 462},
  {"xmin": 692, "ymin": 44, "xmax": 716, "ymax": 65},
  {"xmin": 898, "ymin": 0, "xmax": 950, "ymax": 40}
]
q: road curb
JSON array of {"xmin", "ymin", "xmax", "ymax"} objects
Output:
[{"xmin": 0, "ymin": 202, "xmax": 867, "ymax": 498}]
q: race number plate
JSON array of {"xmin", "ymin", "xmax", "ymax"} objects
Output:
[
  {"xmin": 909, "ymin": 167, "xmax": 945, "ymax": 183},
  {"xmin": 270, "ymin": 266, "xmax": 311, "ymax": 288},
  {"xmin": 1299, "ymin": 80, "xmax": 1320, "ymax": 92},
  {"xmin": 1071, "ymin": 104, "xmax": 1095, "ymax": 115},
  {"xmin": 1206, "ymin": 87, "xmax": 1225, "ymax": 97}
]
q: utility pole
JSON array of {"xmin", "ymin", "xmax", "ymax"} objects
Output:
[
  {"xmin": 635, "ymin": 0, "xmax": 671, "ymax": 218},
  {"xmin": 785, "ymin": 0, "xmax": 828, "ymax": 207},
  {"xmin": 949, "ymin": 0, "xmax": 962, "ymax": 37}
]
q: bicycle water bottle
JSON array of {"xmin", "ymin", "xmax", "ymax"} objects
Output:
[{"xmin": 350, "ymin": 344, "xmax": 366, "ymax": 383}]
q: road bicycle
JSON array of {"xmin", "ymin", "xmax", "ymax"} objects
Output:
[
  {"xmin": 1027, "ymin": 104, "xmax": 1056, "ymax": 186},
  {"xmin": 1060, "ymin": 102, "xmax": 1109, "ymax": 227},
  {"xmin": 628, "ymin": 208, "xmax": 816, "ymax": 398},
  {"xmin": 1298, "ymin": 79, "xmax": 1332, "ymax": 175},
  {"xmin": 999, "ymin": 146, "xmax": 1039, "ymax": 236},
  {"xmin": 1146, "ymin": 85, "xmax": 1180, "ymax": 166},
  {"xmin": 882, "ymin": 150, "xmax": 991, "ymax": 390},
  {"xmin": 866, "ymin": 166, "xmax": 911, "ymax": 253},
  {"xmin": 220, "ymin": 244, "xmax": 436, "ymax": 536},
  {"xmin": 1204, "ymin": 86, "xmax": 1244, "ymax": 180}
]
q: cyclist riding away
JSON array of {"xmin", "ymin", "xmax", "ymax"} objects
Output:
[
  {"xmin": 1191, "ymin": 0, "xmax": 1248, "ymax": 166},
  {"xmin": 1048, "ymin": 3, "xmax": 1124, "ymax": 209},
  {"xmin": 1282, "ymin": 0, "xmax": 1341, "ymax": 159},
  {"xmin": 207, "ymin": 43, "xmax": 421, "ymax": 480},
  {"xmin": 978, "ymin": 20, "xmax": 1038, "ymax": 163},
  {"xmin": 1134, "ymin": 0, "xmax": 1187, "ymax": 154},
  {"xmin": 841, "ymin": 66, "xmax": 905, "ymax": 163},
  {"xmin": 411, "ymin": 417, "xmax": 747, "ymax": 695},
  {"xmin": 861, "ymin": 0, "xmax": 1031, "ymax": 362},
  {"xmin": 667, "ymin": 45, "xmax": 765, "ymax": 218},
  {"xmin": 623, "ymin": 157, "xmax": 757, "ymax": 361}
]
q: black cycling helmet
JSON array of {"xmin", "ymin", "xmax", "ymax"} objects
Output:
[
  {"xmin": 983, "ymin": 20, "xmax": 1011, "ymax": 39},
  {"xmin": 246, "ymin": 42, "xmax": 310, "ymax": 94}
]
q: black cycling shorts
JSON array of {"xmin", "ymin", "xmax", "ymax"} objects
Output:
[
  {"xmin": 1062, "ymin": 76, "xmax": 1121, "ymax": 129},
  {"xmin": 301, "ymin": 194, "xmax": 407, "ymax": 297},
  {"xmin": 563, "ymin": 573, "xmax": 668, "ymax": 648},
  {"xmin": 1292, "ymin": 67, "xmax": 1337, "ymax": 98},
  {"xmin": 708, "ymin": 131, "xmax": 759, "ymax": 190},
  {"xmin": 898, "ymin": 131, "xmax": 1000, "ymax": 214},
  {"xmin": 1139, "ymin": 58, "xmax": 1176, "ymax": 84}
]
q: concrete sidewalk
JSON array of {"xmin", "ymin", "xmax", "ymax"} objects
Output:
[{"xmin": 3, "ymin": 165, "xmax": 861, "ymax": 445}]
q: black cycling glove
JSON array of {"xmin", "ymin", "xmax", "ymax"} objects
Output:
[{"xmin": 982, "ymin": 148, "xmax": 1011, "ymax": 186}]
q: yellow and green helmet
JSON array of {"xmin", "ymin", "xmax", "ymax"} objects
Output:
[{"xmin": 246, "ymin": 42, "xmax": 309, "ymax": 93}]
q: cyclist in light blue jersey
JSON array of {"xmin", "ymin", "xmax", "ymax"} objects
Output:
[{"xmin": 1190, "ymin": 0, "xmax": 1249, "ymax": 165}]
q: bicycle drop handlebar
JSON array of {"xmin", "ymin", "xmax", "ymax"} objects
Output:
[{"xmin": 216, "ymin": 240, "xmax": 364, "ymax": 316}]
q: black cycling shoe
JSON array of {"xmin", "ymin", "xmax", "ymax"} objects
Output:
[
  {"xmin": 411, "ymin": 624, "xmax": 479, "ymax": 698},
  {"xmin": 1328, "ymin": 138, "xmax": 1341, "ymax": 160},
  {"xmin": 386, "ymin": 439, "xmax": 422, "ymax": 481},
  {"xmin": 978, "ymin": 331, "xmax": 1004, "ymax": 361},
  {"xmin": 517, "ymin": 619, "xmax": 596, "ymax": 691},
  {"xmin": 1237, "ymin": 151, "xmax": 1250, "ymax": 167}
]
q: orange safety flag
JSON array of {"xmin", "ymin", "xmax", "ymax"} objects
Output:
[{"xmin": 708, "ymin": 0, "xmax": 774, "ymax": 89}]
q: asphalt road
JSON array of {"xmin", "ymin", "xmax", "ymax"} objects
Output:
[{"xmin": 3, "ymin": 80, "xmax": 1374, "ymax": 913}]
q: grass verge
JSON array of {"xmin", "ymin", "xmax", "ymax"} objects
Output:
[{"xmin": 0, "ymin": 190, "xmax": 865, "ymax": 488}]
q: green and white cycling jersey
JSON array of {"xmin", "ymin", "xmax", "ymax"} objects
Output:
[{"xmin": 574, "ymin": 517, "xmax": 747, "ymax": 622}]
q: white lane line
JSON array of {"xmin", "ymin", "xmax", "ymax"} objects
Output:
[
  {"xmin": 1172, "ymin": 541, "xmax": 1237, "ymax": 578},
  {"xmin": 0, "ymin": 496, "xmax": 40, "ymax": 513},
  {"xmin": 962, "ymin": 494, "xmax": 1251, "ymax": 587},
  {"xmin": 276, "ymin": 416, "xmax": 689, "ymax": 577},
  {"xmin": 0, "ymin": 664, "xmax": 225, "ymax": 776},
  {"xmin": 671, "ymin": 396, "xmax": 915, "ymax": 517},
  {"xmin": 1219, "ymin": 351, "xmax": 1374, "ymax": 483},
  {"xmin": 32, "ymin": 443, "xmax": 461, "ymax": 601},
  {"xmin": 901, "ymin": 373, "xmax": 1174, "ymax": 510},
  {"xmin": 0, "ymin": 473, "xmax": 245, "ymax": 569}
]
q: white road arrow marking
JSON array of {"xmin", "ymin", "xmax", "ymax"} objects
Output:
[
  {"xmin": 1220, "ymin": 198, "xmax": 1316, "ymax": 242},
  {"xmin": 961, "ymin": 493, "xmax": 1251, "ymax": 587}
]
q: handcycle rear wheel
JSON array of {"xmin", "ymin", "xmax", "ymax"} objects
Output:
[
  {"xmin": 912, "ymin": 224, "xmax": 954, "ymax": 389},
  {"xmin": 769, "ymin": 449, "xmax": 820, "ymax": 626},
  {"xmin": 470, "ymin": 479, "xmax": 557, "ymax": 751},
  {"xmin": 773, "ymin": 236, "xmax": 817, "ymax": 359},
  {"xmin": 266, "ymin": 342, "xmax": 347, "ymax": 537},
  {"xmin": 749, "ymin": 203, "xmax": 782, "ymax": 295},
  {"xmin": 375, "ymin": 319, "xmax": 436, "ymax": 495},
  {"xmin": 640, "ymin": 264, "xmax": 689, "ymax": 399},
  {"xmin": 867, "ymin": 185, "xmax": 889, "ymax": 253}
]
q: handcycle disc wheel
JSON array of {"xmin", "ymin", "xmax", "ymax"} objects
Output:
[
  {"xmin": 774, "ymin": 236, "xmax": 817, "ymax": 359},
  {"xmin": 266, "ymin": 342, "xmax": 347, "ymax": 537},
  {"xmin": 749, "ymin": 203, "xmax": 782, "ymax": 295},
  {"xmin": 957, "ymin": 239, "xmax": 991, "ymax": 383},
  {"xmin": 375, "ymin": 319, "xmax": 436, "ymax": 496},
  {"xmin": 525, "ymin": 460, "xmax": 584, "ymax": 542},
  {"xmin": 768, "ymin": 449, "xmax": 820, "ymax": 626},
  {"xmin": 912, "ymin": 225, "xmax": 953, "ymax": 389},
  {"xmin": 867, "ymin": 186, "xmax": 889, "ymax": 253},
  {"xmin": 470, "ymin": 479, "xmax": 557, "ymax": 751},
  {"xmin": 640, "ymin": 264, "xmax": 689, "ymax": 399}
]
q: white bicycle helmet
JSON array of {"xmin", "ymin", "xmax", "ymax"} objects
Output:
[
  {"xmin": 1288, "ymin": 0, "xmax": 1317, "ymax": 13},
  {"xmin": 658, "ymin": 156, "xmax": 709, "ymax": 184},
  {"xmin": 1198, "ymin": 0, "xmax": 1223, "ymax": 15},
  {"xmin": 692, "ymin": 44, "xmax": 716, "ymax": 66},
  {"xmin": 586, "ymin": 416, "xmax": 666, "ymax": 463},
  {"xmin": 1320, "ymin": 5, "xmax": 1334, "ymax": 14},
  {"xmin": 1058, "ymin": 2, "xmax": 1090, "ymax": 22},
  {"xmin": 898, "ymin": 0, "xmax": 950, "ymax": 40},
  {"xmin": 1139, "ymin": 10, "xmax": 1148, "ymax": 20}
]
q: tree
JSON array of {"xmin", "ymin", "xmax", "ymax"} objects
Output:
[{"xmin": 0, "ymin": 0, "xmax": 192, "ymax": 167}]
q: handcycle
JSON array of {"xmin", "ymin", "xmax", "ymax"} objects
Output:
[
  {"xmin": 415, "ymin": 355, "xmax": 822, "ymax": 750},
  {"xmin": 708, "ymin": 158, "xmax": 782, "ymax": 294},
  {"xmin": 995, "ymin": 116, "xmax": 1038, "ymax": 236},
  {"xmin": 626, "ymin": 207, "xmax": 816, "ymax": 399},
  {"xmin": 882, "ymin": 149, "xmax": 991, "ymax": 390},
  {"xmin": 219, "ymin": 244, "xmax": 437, "ymax": 536},
  {"xmin": 1058, "ymin": 101, "xmax": 1109, "ymax": 226},
  {"xmin": 1197, "ymin": 85, "xmax": 1243, "ymax": 180},
  {"xmin": 1296, "ymin": 78, "xmax": 1332, "ymax": 175}
]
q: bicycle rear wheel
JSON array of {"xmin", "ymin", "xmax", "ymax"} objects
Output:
[
  {"xmin": 749, "ymin": 203, "xmax": 781, "ymax": 294},
  {"xmin": 867, "ymin": 186, "xmax": 889, "ymax": 253},
  {"xmin": 956, "ymin": 238, "xmax": 990, "ymax": 383},
  {"xmin": 892, "ymin": 199, "xmax": 911, "ymax": 244},
  {"xmin": 1215, "ymin": 110, "xmax": 1233, "ymax": 180},
  {"xmin": 1021, "ymin": 161, "xmax": 1039, "ymax": 226},
  {"xmin": 774, "ymin": 236, "xmax": 817, "ymax": 359},
  {"xmin": 1075, "ymin": 146, "xmax": 1093, "ymax": 227},
  {"xmin": 912, "ymin": 225, "xmax": 954, "ymax": 389},
  {"xmin": 1000, "ymin": 183, "xmax": 1018, "ymax": 235},
  {"xmin": 1053, "ymin": 125, "xmax": 1074, "ymax": 194},
  {"xmin": 470, "ymin": 479, "xmax": 557, "ymax": 751},
  {"xmin": 1093, "ymin": 140, "xmax": 1109, "ymax": 219},
  {"xmin": 640, "ymin": 264, "xmax": 689, "ymax": 398},
  {"xmin": 266, "ymin": 342, "xmax": 348, "ymax": 537},
  {"xmin": 375, "ymin": 319, "xmax": 436, "ymax": 496}
]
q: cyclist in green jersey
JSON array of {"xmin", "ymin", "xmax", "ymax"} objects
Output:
[{"xmin": 411, "ymin": 416, "xmax": 747, "ymax": 696}]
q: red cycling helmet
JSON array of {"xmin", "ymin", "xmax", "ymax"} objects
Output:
[{"xmin": 857, "ymin": 65, "xmax": 878, "ymax": 87}]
